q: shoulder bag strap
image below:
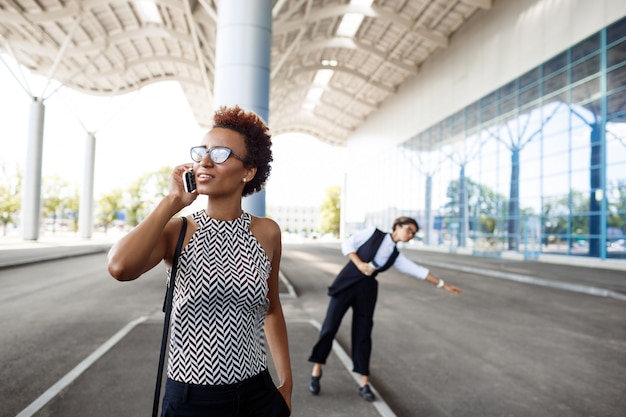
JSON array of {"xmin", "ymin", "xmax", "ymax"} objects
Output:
[{"xmin": 152, "ymin": 217, "xmax": 187, "ymax": 417}]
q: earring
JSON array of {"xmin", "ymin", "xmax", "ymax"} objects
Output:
[{"xmin": 243, "ymin": 178, "xmax": 247, "ymax": 183}]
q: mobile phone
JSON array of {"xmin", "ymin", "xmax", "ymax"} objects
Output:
[{"xmin": 183, "ymin": 170, "xmax": 196, "ymax": 193}]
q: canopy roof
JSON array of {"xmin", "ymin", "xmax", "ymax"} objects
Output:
[{"xmin": 0, "ymin": 0, "xmax": 492, "ymax": 145}]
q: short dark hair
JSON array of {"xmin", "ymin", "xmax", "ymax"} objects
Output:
[
  {"xmin": 392, "ymin": 216, "xmax": 419, "ymax": 233},
  {"xmin": 212, "ymin": 105, "xmax": 272, "ymax": 197}
]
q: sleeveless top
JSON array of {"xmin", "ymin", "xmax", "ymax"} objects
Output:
[{"xmin": 166, "ymin": 210, "xmax": 271, "ymax": 385}]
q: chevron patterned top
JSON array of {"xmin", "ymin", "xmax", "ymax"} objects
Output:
[{"xmin": 166, "ymin": 210, "xmax": 271, "ymax": 385}]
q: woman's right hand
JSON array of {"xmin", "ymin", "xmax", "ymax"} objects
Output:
[{"xmin": 171, "ymin": 163, "xmax": 198, "ymax": 207}]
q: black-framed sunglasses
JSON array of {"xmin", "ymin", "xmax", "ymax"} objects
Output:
[{"xmin": 190, "ymin": 146, "xmax": 245, "ymax": 164}]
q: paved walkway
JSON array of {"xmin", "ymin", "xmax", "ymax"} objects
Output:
[
  {"xmin": 2, "ymin": 235, "xmax": 625, "ymax": 417},
  {"xmin": 1, "ymin": 236, "xmax": 385, "ymax": 417}
]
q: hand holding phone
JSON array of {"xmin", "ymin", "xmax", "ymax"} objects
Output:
[{"xmin": 183, "ymin": 170, "xmax": 196, "ymax": 193}]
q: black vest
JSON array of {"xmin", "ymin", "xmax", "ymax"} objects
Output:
[{"xmin": 327, "ymin": 229, "xmax": 399, "ymax": 296}]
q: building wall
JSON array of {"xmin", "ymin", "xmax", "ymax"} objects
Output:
[
  {"xmin": 343, "ymin": 0, "xmax": 626, "ymax": 261},
  {"xmin": 348, "ymin": 0, "xmax": 626, "ymax": 152},
  {"xmin": 267, "ymin": 204, "xmax": 321, "ymax": 237}
]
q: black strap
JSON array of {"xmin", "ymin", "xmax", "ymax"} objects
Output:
[{"xmin": 152, "ymin": 217, "xmax": 187, "ymax": 417}]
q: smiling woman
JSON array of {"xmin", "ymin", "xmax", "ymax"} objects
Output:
[{"xmin": 107, "ymin": 105, "xmax": 293, "ymax": 416}]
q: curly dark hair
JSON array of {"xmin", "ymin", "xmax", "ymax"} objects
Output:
[{"xmin": 212, "ymin": 105, "xmax": 272, "ymax": 197}]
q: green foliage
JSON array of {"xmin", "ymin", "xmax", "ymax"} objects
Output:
[
  {"xmin": 608, "ymin": 179, "xmax": 626, "ymax": 231},
  {"xmin": 124, "ymin": 166, "xmax": 172, "ymax": 226},
  {"xmin": 320, "ymin": 185, "xmax": 341, "ymax": 236},
  {"xmin": 42, "ymin": 175, "xmax": 74, "ymax": 233},
  {"xmin": 98, "ymin": 188, "xmax": 124, "ymax": 233},
  {"xmin": 445, "ymin": 177, "xmax": 508, "ymax": 233},
  {"xmin": 0, "ymin": 163, "xmax": 22, "ymax": 236}
]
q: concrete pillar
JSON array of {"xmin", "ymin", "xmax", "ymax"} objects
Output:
[
  {"xmin": 79, "ymin": 132, "xmax": 96, "ymax": 239},
  {"xmin": 213, "ymin": 0, "xmax": 272, "ymax": 216},
  {"xmin": 22, "ymin": 98, "xmax": 45, "ymax": 240}
]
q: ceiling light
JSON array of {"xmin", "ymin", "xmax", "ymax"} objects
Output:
[
  {"xmin": 313, "ymin": 69, "xmax": 334, "ymax": 86},
  {"xmin": 306, "ymin": 87, "xmax": 325, "ymax": 102},
  {"xmin": 337, "ymin": 13, "xmax": 364, "ymax": 37},
  {"xmin": 135, "ymin": 0, "xmax": 162, "ymax": 24},
  {"xmin": 321, "ymin": 59, "xmax": 338, "ymax": 67},
  {"xmin": 336, "ymin": 0, "xmax": 374, "ymax": 37}
]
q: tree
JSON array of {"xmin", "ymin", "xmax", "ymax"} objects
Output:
[
  {"xmin": 65, "ymin": 186, "xmax": 80, "ymax": 232},
  {"xmin": 98, "ymin": 189, "xmax": 124, "ymax": 233},
  {"xmin": 542, "ymin": 190, "xmax": 590, "ymax": 246},
  {"xmin": 0, "ymin": 163, "xmax": 22, "ymax": 236},
  {"xmin": 124, "ymin": 166, "xmax": 172, "ymax": 227},
  {"xmin": 445, "ymin": 177, "xmax": 507, "ymax": 234},
  {"xmin": 42, "ymin": 175, "xmax": 72, "ymax": 233},
  {"xmin": 608, "ymin": 179, "xmax": 626, "ymax": 231},
  {"xmin": 320, "ymin": 185, "xmax": 341, "ymax": 237}
]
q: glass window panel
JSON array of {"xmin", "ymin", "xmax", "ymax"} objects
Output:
[
  {"xmin": 607, "ymin": 41, "xmax": 626, "ymax": 68},
  {"xmin": 500, "ymin": 95, "xmax": 517, "ymax": 115},
  {"xmin": 520, "ymin": 84, "xmax": 540, "ymax": 108},
  {"xmin": 520, "ymin": 67, "xmax": 540, "ymax": 89},
  {"xmin": 607, "ymin": 161, "xmax": 626, "ymax": 184},
  {"xmin": 544, "ymin": 52, "xmax": 568, "ymax": 77},
  {"xmin": 607, "ymin": 16, "xmax": 626, "ymax": 45},
  {"xmin": 543, "ymin": 71, "xmax": 568, "ymax": 97},
  {"xmin": 521, "ymin": 139, "xmax": 542, "ymax": 175},
  {"xmin": 441, "ymin": 116, "xmax": 452, "ymax": 135},
  {"xmin": 607, "ymin": 65, "xmax": 626, "ymax": 95},
  {"xmin": 571, "ymin": 55, "xmax": 600, "ymax": 83},
  {"xmin": 571, "ymin": 77, "xmax": 600, "ymax": 105},
  {"xmin": 453, "ymin": 111, "xmax": 464, "ymax": 136},
  {"xmin": 542, "ymin": 172, "xmax": 570, "ymax": 199},
  {"xmin": 607, "ymin": 136, "xmax": 626, "ymax": 166},
  {"xmin": 482, "ymin": 104, "xmax": 498, "ymax": 124},
  {"xmin": 481, "ymin": 91, "xmax": 497, "ymax": 109},
  {"xmin": 543, "ymin": 153, "xmax": 569, "ymax": 177},
  {"xmin": 571, "ymin": 33, "xmax": 599, "ymax": 63},
  {"xmin": 466, "ymin": 101, "xmax": 480, "ymax": 128},
  {"xmin": 500, "ymin": 80, "xmax": 517, "ymax": 98}
]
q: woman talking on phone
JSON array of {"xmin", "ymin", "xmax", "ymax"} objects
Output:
[{"xmin": 108, "ymin": 105, "xmax": 292, "ymax": 417}]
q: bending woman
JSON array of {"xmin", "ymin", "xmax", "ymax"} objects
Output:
[{"xmin": 308, "ymin": 216, "xmax": 461, "ymax": 402}]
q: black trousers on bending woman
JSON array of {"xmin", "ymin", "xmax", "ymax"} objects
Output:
[{"xmin": 308, "ymin": 277, "xmax": 379, "ymax": 376}]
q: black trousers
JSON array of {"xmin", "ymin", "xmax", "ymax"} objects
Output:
[
  {"xmin": 308, "ymin": 277, "xmax": 378, "ymax": 375},
  {"xmin": 161, "ymin": 369, "xmax": 290, "ymax": 417}
]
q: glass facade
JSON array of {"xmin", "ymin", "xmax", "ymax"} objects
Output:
[{"xmin": 349, "ymin": 17, "xmax": 626, "ymax": 260}]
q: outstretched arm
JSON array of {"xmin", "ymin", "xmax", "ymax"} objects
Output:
[{"xmin": 424, "ymin": 272, "xmax": 462, "ymax": 294}]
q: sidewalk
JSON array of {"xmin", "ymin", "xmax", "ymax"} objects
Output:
[{"xmin": 0, "ymin": 235, "xmax": 114, "ymax": 269}]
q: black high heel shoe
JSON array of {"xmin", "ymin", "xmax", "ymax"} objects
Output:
[{"xmin": 308, "ymin": 369, "xmax": 322, "ymax": 395}]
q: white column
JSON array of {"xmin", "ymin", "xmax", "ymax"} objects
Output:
[
  {"xmin": 79, "ymin": 132, "xmax": 96, "ymax": 239},
  {"xmin": 21, "ymin": 98, "xmax": 45, "ymax": 240},
  {"xmin": 214, "ymin": 0, "xmax": 272, "ymax": 216}
]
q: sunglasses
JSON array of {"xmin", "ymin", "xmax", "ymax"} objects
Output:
[{"xmin": 190, "ymin": 146, "xmax": 245, "ymax": 164}]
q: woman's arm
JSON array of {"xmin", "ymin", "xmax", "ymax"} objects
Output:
[
  {"xmin": 107, "ymin": 165, "xmax": 196, "ymax": 281},
  {"xmin": 255, "ymin": 218, "xmax": 293, "ymax": 411}
]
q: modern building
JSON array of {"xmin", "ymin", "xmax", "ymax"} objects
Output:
[
  {"xmin": 343, "ymin": 3, "xmax": 626, "ymax": 260},
  {"xmin": 267, "ymin": 204, "xmax": 322, "ymax": 237}
]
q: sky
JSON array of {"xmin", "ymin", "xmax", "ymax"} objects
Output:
[{"xmin": 0, "ymin": 55, "xmax": 345, "ymax": 208}]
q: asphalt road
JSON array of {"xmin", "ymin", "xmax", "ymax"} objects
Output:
[
  {"xmin": 1, "ymin": 243, "xmax": 625, "ymax": 417},
  {"xmin": 0, "ymin": 253, "xmax": 165, "ymax": 417},
  {"xmin": 280, "ymin": 243, "xmax": 626, "ymax": 417}
]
